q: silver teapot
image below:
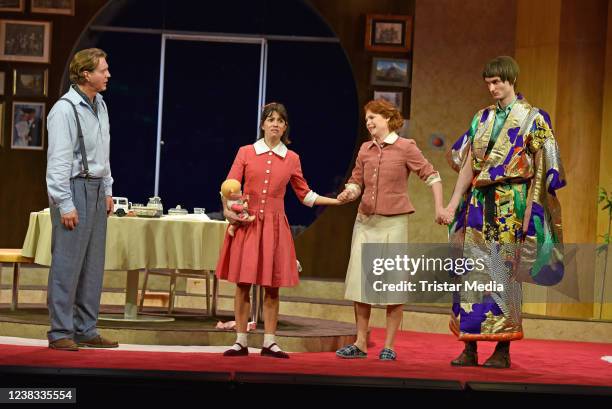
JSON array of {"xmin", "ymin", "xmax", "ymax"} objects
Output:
[{"xmin": 147, "ymin": 196, "xmax": 163, "ymax": 212}]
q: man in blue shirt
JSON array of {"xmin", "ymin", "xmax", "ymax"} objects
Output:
[{"xmin": 46, "ymin": 48, "xmax": 118, "ymax": 351}]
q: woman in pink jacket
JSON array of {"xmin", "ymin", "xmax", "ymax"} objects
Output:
[{"xmin": 335, "ymin": 99, "xmax": 447, "ymax": 361}]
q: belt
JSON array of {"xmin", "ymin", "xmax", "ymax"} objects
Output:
[
  {"xmin": 75, "ymin": 174, "xmax": 102, "ymax": 180},
  {"xmin": 483, "ymin": 185, "xmax": 496, "ymax": 227}
]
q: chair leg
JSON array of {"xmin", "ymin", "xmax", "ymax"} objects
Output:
[
  {"xmin": 168, "ymin": 271, "xmax": 177, "ymax": 314},
  {"xmin": 205, "ymin": 271, "xmax": 211, "ymax": 316},
  {"xmin": 138, "ymin": 269, "xmax": 150, "ymax": 312},
  {"xmin": 11, "ymin": 263, "xmax": 20, "ymax": 311},
  {"xmin": 257, "ymin": 285, "xmax": 264, "ymax": 323},
  {"xmin": 212, "ymin": 274, "xmax": 218, "ymax": 317}
]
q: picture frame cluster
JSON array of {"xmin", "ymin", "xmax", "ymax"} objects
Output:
[
  {"xmin": 365, "ymin": 14, "xmax": 412, "ymax": 119},
  {"xmin": 0, "ymin": 0, "xmax": 75, "ymax": 150}
]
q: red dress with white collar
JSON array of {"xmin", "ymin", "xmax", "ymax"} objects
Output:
[{"xmin": 215, "ymin": 142, "xmax": 315, "ymax": 288}]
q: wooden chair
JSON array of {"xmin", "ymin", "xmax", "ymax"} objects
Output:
[
  {"xmin": 0, "ymin": 249, "xmax": 34, "ymax": 311},
  {"xmin": 138, "ymin": 269, "xmax": 218, "ymax": 316}
]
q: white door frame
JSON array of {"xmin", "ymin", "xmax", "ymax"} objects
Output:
[{"xmin": 154, "ymin": 33, "xmax": 268, "ymax": 196}]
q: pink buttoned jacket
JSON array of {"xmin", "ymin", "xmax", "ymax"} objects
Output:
[{"xmin": 347, "ymin": 132, "xmax": 441, "ymax": 216}]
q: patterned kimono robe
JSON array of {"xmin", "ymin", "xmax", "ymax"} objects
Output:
[{"xmin": 447, "ymin": 95, "xmax": 566, "ymax": 342}]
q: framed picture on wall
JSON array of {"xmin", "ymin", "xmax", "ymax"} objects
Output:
[
  {"xmin": 0, "ymin": 102, "xmax": 4, "ymax": 147},
  {"xmin": 373, "ymin": 90, "xmax": 403, "ymax": 111},
  {"xmin": 13, "ymin": 67, "xmax": 48, "ymax": 96},
  {"xmin": 31, "ymin": 0, "xmax": 75, "ymax": 16},
  {"xmin": 0, "ymin": 0, "xmax": 24, "ymax": 13},
  {"xmin": 370, "ymin": 57, "xmax": 410, "ymax": 88},
  {"xmin": 365, "ymin": 14, "xmax": 412, "ymax": 52},
  {"xmin": 0, "ymin": 71, "xmax": 5, "ymax": 95},
  {"xmin": 11, "ymin": 101, "xmax": 45, "ymax": 150},
  {"xmin": 0, "ymin": 20, "xmax": 52, "ymax": 63}
]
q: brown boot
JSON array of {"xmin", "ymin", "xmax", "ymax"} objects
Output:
[
  {"xmin": 451, "ymin": 341, "xmax": 478, "ymax": 366},
  {"xmin": 483, "ymin": 341, "xmax": 511, "ymax": 369}
]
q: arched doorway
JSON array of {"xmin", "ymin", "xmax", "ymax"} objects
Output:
[{"xmin": 67, "ymin": 0, "xmax": 359, "ymax": 230}]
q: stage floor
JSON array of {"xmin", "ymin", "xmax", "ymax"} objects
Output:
[
  {"xmin": 0, "ymin": 305, "xmax": 358, "ymax": 352},
  {"xmin": 0, "ymin": 326, "xmax": 610, "ymax": 398}
]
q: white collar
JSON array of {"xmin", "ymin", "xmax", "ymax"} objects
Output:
[
  {"xmin": 254, "ymin": 138, "xmax": 288, "ymax": 158},
  {"xmin": 383, "ymin": 132, "xmax": 399, "ymax": 144},
  {"xmin": 370, "ymin": 132, "xmax": 399, "ymax": 148}
]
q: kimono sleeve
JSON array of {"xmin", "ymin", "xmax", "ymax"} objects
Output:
[
  {"xmin": 526, "ymin": 112, "xmax": 566, "ymax": 196},
  {"xmin": 447, "ymin": 113, "xmax": 479, "ymax": 172},
  {"xmin": 515, "ymin": 110, "xmax": 567, "ymax": 286}
]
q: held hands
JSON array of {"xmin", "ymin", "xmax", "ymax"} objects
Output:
[
  {"xmin": 435, "ymin": 204, "xmax": 456, "ymax": 225},
  {"xmin": 337, "ymin": 189, "xmax": 357, "ymax": 203}
]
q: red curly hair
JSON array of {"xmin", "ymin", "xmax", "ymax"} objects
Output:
[{"xmin": 364, "ymin": 99, "xmax": 404, "ymax": 132}]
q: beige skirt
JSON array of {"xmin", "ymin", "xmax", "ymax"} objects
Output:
[{"xmin": 344, "ymin": 213, "xmax": 410, "ymax": 305}]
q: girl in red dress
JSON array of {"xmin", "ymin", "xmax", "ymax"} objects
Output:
[{"xmin": 216, "ymin": 103, "xmax": 342, "ymax": 358}]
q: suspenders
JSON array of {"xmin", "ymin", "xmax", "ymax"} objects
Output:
[{"xmin": 59, "ymin": 98, "xmax": 90, "ymax": 177}]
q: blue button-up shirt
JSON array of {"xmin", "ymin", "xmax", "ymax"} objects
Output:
[{"xmin": 46, "ymin": 85, "xmax": 113, "ymax": 214}]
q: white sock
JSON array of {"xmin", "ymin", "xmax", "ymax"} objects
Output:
[
  {"xmin": 263, "ymin": 333, "xmax": 281, "ymax": 352},
  {"xmin": 231, "ymin": 332, "xmax": 248, "ymax": 350}
]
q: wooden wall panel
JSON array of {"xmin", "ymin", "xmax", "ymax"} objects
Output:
[
  {"xmin": 554, "ymin": 0, "xmax": 607, "ymax": 245},
  {"xmin": 550, "ymin": 0, "xmax": 608, "ymax": 318},
  {"xmin": 515, "ymin": 0, "xmax": 562, "ymax": 317},
  {"xmin": 517, "ymin": 0, "xmax": 609, "ymax": 319},
  {"xmin": 597, "ymin": 0, "xmax": 612, "ymax": 319}
]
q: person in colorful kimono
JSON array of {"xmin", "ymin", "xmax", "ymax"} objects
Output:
[{"xmin": 445, "ymin": 56, "xmax": 566, "ymax": 368}]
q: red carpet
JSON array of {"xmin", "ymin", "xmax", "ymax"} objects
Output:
[{"xmin": 1, "ymin": 329, "xmax": 610, "ymax": 388}]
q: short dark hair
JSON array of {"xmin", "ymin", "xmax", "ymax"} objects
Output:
[
  {"xmin": 258, "ymin": 102, "xmax": 291, "ymax": 145},
  {"xmin": 482, "ymin": 56, "xmax": 519, "ymax": 84}
]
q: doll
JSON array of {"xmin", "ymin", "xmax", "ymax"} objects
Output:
[{"xmin": 220, "ymin": 179, "xmax": 255, "ymax": 236}]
